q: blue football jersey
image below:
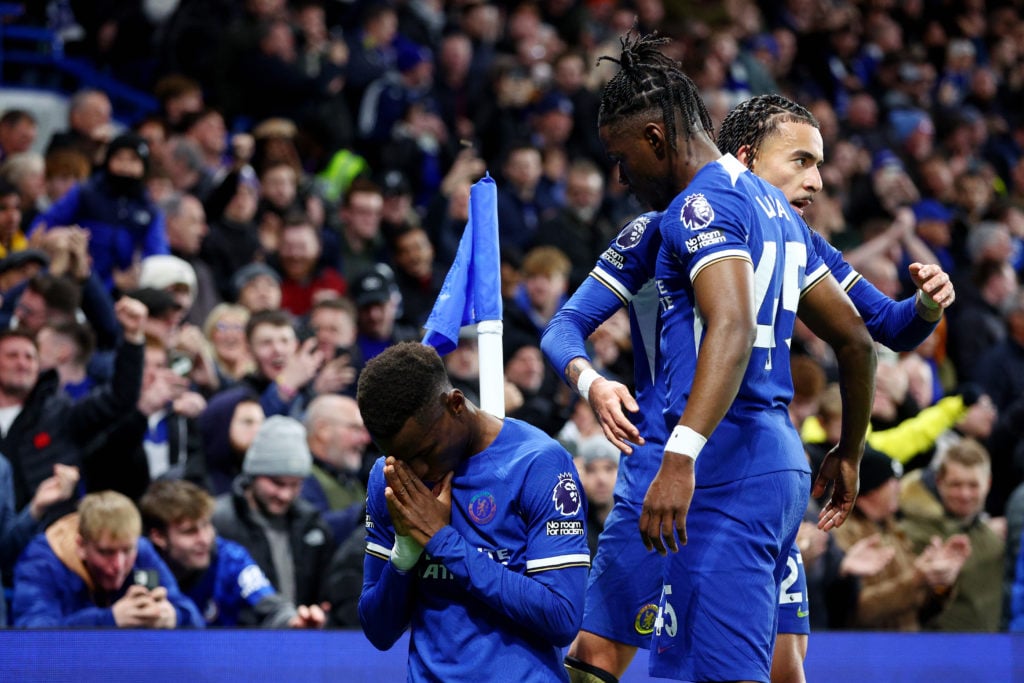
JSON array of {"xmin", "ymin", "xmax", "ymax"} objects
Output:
[
  {"xmin": 588, "ymin": 211, "xmax": 668, "ymax": 491},
  {"xmin": 360, "ymin": 418, "xmax": 590, "ymax": 682},
  {"xmin": 185, "ymin": 537, "xmax": 277, "ymax": 627},
  {"xmin": 656, "ymin": 154, "xmax": 827, "ymax": 485}
]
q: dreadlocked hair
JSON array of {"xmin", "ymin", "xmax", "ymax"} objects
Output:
[
  {"xmin": 597, "ymin": 30, "xmax": 714, "ymax": 149},
  {"xmin": 356, "ymin": 341, "xmax": 452, "ymax": 440},
  {"xmin": 717, "ymin": 94, "xmax": 819, "ymax": 168}
]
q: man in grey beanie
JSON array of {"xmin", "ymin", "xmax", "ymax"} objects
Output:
[{"xmin": 212, "ymin": 416, "xmax": 335, "ymax": 609}]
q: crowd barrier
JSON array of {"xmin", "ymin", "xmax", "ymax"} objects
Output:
[{"xmin": 1, "ymin": 629, "xmax": 1021, "ymax": 682}]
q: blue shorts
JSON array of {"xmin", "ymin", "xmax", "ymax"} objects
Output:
[
  {"xmin": 649, "ymin": 470, "xmax": 809, "ymax": 683},
  {"xmin": 776, "ymin": 543, "xmax": 810, "ymax": 636},
  {"xmin": 580, "ymin": 490, "xmax": 663, "ymax": 648}
]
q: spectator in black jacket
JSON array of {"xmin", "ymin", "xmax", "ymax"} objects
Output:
[
  {"xmin": 212, "ymin": 415, "xmax": 335, "ymax": 608},
  {"xmin": 0, "ymin": 296, "xmax": 147, "ymax": 523}
]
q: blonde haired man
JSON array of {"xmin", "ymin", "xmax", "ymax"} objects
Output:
[{"xmin": 12, "ymin": 490, "xmax": 202, "ymax": 627}]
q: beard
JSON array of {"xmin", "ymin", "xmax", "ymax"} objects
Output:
[{"xmin": 0, "ymin": 378, "xmax": 33, "ymax": 400}]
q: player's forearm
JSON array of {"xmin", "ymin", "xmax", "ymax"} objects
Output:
[
  {"xmin": 832, "ymin": 332, "xmax": 876, "ymax": 463},
  {"xmin": 359, "ymin": 555, "xmax": 416, "ymax": 650},
  {"xmin": 800, "ymin": 279, "xmax": 876, "ymax": 462},
  {"xmin": 541, "ymin": 277, "xmax": 622, "ymax": 386},
  {"xmin": 848, "ymin": 278, "xmax": 937, "ymax": 351},
  {"xmin": 426, "ymin": 527, "xmax": 587, "ymax": 646}
]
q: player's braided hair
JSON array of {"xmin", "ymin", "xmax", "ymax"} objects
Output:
[
  {"xmin": 717, "ymin": 94, "xmax": 819, "ymax": 168},
  {"xmin": 356, "ymin": 341, "xmax": 452, "ymax": 440},
  {"xmin": 597, "ymin": 30, "xmax": 714, "ymax": 149}
]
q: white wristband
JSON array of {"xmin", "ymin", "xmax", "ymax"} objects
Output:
[
  {"xmin": 390, "ymin": 534, "xmax": 424, "ymax": 571},
  {"xmin": 665, "ymin": 425, "xmax": 707, "ymax": 461},
  {"xmin": 577, "ymin": 368, "xmax": 601, "ymax": 402},
  {"xmin": 918, "ymin": 289, "xmax": 939, "ymax": 311}
]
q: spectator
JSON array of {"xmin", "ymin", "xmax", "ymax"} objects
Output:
[
  {"xmin": 305, "ymin": 298, "xmax": 361, "ymax": 399},
  {"xmin": 351, "ymin": 266, "xmax": 418, "ymax": 363},
  {"xmin": 974, "ymin": 289, "xmax": 1024, "ymax": 413},
  {"xmin": 31, "ymin": 133, "xmax": 169, "ymax": 293},
  {"xmin": 35, "ymin": 320, "xmax": 96, "ymax": 400},
  {"xmin": 387, "ymin": 224, "xmax": 443, "ymax": 330},
  {"xmin": 575, "ymin": 435, "xmax": 618, "ymax": 558},
  {"xmin": 505, "ymin": 245, "xmax": 571, "ymax": 349},
  {"xmin": 201, "ymin": 167, "xmax": 263, "ymax": 301},
  {"xmin": 357, "ymin": 43, "xmax": 437, "ymax": 147},
  {"xmin": 323, "ymin": 503, "xmax": 367, "ymax": 628},
  {"xmin": 535, "ymin": 159, "xmax": 616, "ymax": 292},
  {"xmin": 377, "ymin": 169, "xmax": 419, "ymax": 237},
  {"xmin": 948, "ymin": 259, "xmax": 1018, "ymax": 382},
  {"xmin": 300, "ymin": 395, "xmax": 370, "ymax": 540},
  {"xmin": 239, "ymin": 16, "xmax": 344, "ymax": 128},
  {"xmin": 154, "ymin": 194, "xmax": 220, "ymax": 325},
  {"xmin": 138, "ymin": 254, "xmax": 199, "ymax": 323},
  {"xmin": 140, "ymin": 479, "xmax": 325, "ymax": 628},
  {"xmin": 202, "ymin": 303, "xmax": 255, "ymax": 386},
  {"xmin": 0, "ymin": 456, "xmax": 79, "ymax": 625},
  {"xmin": 233, "ymin": 263, "xmax": 283, "ymax": 314},
  {"xmin": 45, "ymin": 89, "xmax": 114, "ymax": 167},
  {"xmin": 163, "ymin": 136, "xmax": 216, "ymax": 201},
  {"xmin": 900, "ymin": 439, "xmax": 1004, "ymax": 632},
  {"xmin": 80, "ymin": 336, "xmax": 205, "ymax": 500},
  {"xmin": 832, "ymin": 450, "xmax": 969, "ymax": 630},
  {"xmin": 0, "ymin": 178, "xmax": 27, "ymax": 258},
  {"xmin": 153, "ymin": 74, "xmax": 204, "ymax": 133},
  {"xmin": 10, "ymin": 272, "xmax": 80, "ymax": 335},
  {"xmin": 337, "ymin": 178, "xmax": 387, "ymax": 283},
  {"xmin": 198, "ymin": 388, "xmax": 264, "ymax": 496},
  {"xmin": 0, "ymin": 151, "xmax": 46, "ymax": 231},
  {"xmin": 274, "ymin": 213, "xmax": 347, "ymax": 317},
  {"xmin": 504, "ymin": 340, "xmax": 567, "ymax": 437},
  {"xmin": 212, "ymin": 416, "xmax": 335, "ymax": 608},
  {"xmin": 43, "ymin": 148, "xmax": 91, "ymax": 208},
  {"xmin": 0, "ymin": 248, "xmax": 47, "ymax": 295},
  {"xmin": 496, "ymin": 143, "xmax": 559, "ymax": 251},
  {"xmin": 343, "ymin": 4, "xmax": 404, "ymax": 109},
  {"xmin": 241, "ymin": 309, "xmax": 323, "ymax": 417},
  {"xmin": 0, "ymin": 297, "xmax": 147, "ymax": 522},
  {"xmin": 180, "ymin": 108, "xmax": 230, "ymax": 177},
  {"xmin": 12, "ymin": 490, "xmax": 202, "ymax": 628},
  {"xmin": 0, "ymin": 109, "xmax": 38, "ymax": 162},
  {"xmin": 431, "ymin": 31, "xmax": 484, "ymax": 154}
]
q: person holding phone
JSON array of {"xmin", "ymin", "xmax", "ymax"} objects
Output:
[{"xmin": 12, "ymin": 490, "xmax": 203, "ymax": 628}]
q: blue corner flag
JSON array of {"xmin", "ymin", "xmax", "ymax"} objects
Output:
[{"xmin": 422, "ymin": 173, "xmax": 503, "ymax": 355}]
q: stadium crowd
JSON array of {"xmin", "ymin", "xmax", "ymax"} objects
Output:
[{"xmin": 0, "ymin": 0, "xmax": 1022, "ymax": 639}]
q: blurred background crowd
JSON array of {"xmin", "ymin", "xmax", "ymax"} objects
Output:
[{"xmin": 0, "ymin": 0, "xmax": 1023, "ymax": 634}]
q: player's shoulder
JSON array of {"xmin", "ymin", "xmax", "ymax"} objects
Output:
[
  {"xmin": 596, "ymin": 211, "xmax": 662, "ymax": 277},
  {"xmin": 500, "ymin": 418, "xmax": 574, "ymax": 466},
  {"xmin": 607, "ymin": 211, "xmax": 662, "ymax": 251}
]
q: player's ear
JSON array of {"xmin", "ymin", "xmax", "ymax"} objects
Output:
[
  {"xmin": 643, "ymin": 122, "xmax": 665, "ymax": 155},
  {"xmin": 735, "ymin": 144, "xmax": 754, "ymax": 167},
  {"xmin": 445, "ymin": 388, "xmax": 466, "ymax": 414}
]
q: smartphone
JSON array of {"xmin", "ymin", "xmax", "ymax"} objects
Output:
[
  {"xmin": 170, "ymin": 355, "xmax": 193, "ymax": 377},
  {"xmin": 133, "ymin": 569, "xmax": 160, "ymax": 590}
]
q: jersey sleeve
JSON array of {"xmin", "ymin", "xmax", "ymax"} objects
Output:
[
  {"xmin": 541, "ymin": 212, "xmax": 661, "ymax": 378},
  {"xmin": 846, "ymin": 278, "xmax": 937, "ymax": 351},
  {"xmin": 423, "ymin": 443, "xmax": 590, "ymax": 647},
  {"xmin": 807, "ymin": 228, "xmax": 936, "ymax": 349},
  {"xmin": 358, "ymin": 457, "xmax": 417, "ymax": 650},
  {"xmin": 660, "ymin": 184, "xmax": 754, "ymax": 286}
]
